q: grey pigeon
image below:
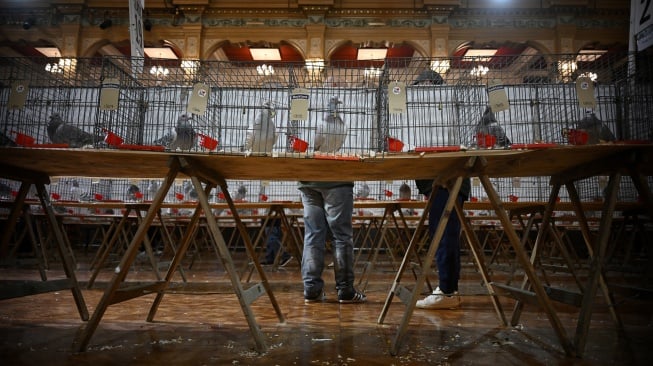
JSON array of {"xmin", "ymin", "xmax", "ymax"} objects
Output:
[
  {"xmin": 399, "ymin": 183, "xmax": 411, "ymax": 200},
  {"xmin": 356, "ymin": 182, "xmax": 370, "ymax": 200},
  {"xmin": 0, "ymin": 181, "xmax": 12, "ymax": 198},
  {"xmin": 47, "ymin": 113, "xmax": 101, "ymax": 148},
  {"xmin": 183, "ymin": 181, "xmax": 198, "ymax": 200},
  {"xmin": 244, "ymin": 101, "xmax": 278, "ymax": 154},
  {"xmin": 155, "ymin": 114, "xmax": 197, "ymax": 151},
  {"xmin": 475, "ymin": 106, "xmax": 511, "ymax": 147},
  {"xmin": 126, "ymin": 184, "xmax": 141, "ymax": 201},
  {"xmin": 147, "ymin": 180, "xmax": 160, "ymax": 200},
  {"xmin": 233, "ymin": 183, "xmax": 248, "ymax": 201},
  {"xmin": 572, "ymin": 113, "xmax": 616, "ymax": 144},
  {"xmin": 412, "ymin": 69, "xmax": 444, "ymax": 85},
  {"xmin": 1, "ymin": 131, "xmax": 17, "ymax": 147},
  {"xmin": 314, "ymin": 96, "xmax": 347, "ymax": 153}
]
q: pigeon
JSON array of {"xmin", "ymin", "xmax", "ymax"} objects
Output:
[
  {"xmin": 399, "ymin": 183, "xmax": 411, "ymax": 200},
  {"xmin": 183, "ymin": 181, "xmax": 199, "ymax": 201},
  {"xmin": 356, "ymin": 182, "xmax": 370, "ymax": 200},
  {"xmin": 1, "ymin": 131, "xmax": 17, "ymax": 147},
  {"xmin": 0, "ymin": 181, "xmax": 12, "ymax": 198},
  {"xmin": 567, "ymin": 113, "xmax": 616, "ymax": 144},
  {"xmin": 154, "ymin": 114, "xmax": 197, "ymax": 151},
  {"xmin": 412, "ymin": 69, "xmax": 444, "ymax": 85},
  {"xmin": 147, "ymin": 180, "xmax": 160, "ymax": 200},
  {"xmin": 314, "ymin": 96, "xmax": 346, "ymax": 153},
  {"xmin": 126, "ymin": 184, "xmax": 141, "ymax": 201},
  {"xmin": 47, "ymin": 113, "xmax": 101, "ymax": 148},
  {"xmin": 475, "ymin": 106, "xmax": 511, "ymax": 147},
  {"xmin": 233, "ymin": 183, "xmax": 248, "ymax": 202},
  {"xmin": 244, "ymin": 101, "xmax": 278, "ymax": 154}
]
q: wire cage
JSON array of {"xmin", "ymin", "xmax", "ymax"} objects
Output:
[{"xmin": 1, "ymin": 52, "xmax": 651, "ymax": 153}]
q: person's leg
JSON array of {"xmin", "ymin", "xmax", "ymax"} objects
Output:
[
  {"xmin": 263, "ymin": 221, "xmax": 282, "ymax": 264},
  {"xmin": 430, "ymin": 187, "xmax": 462, "ymax": 294},
  {"xmin": 300, "ymin": 187, "xmax": 327, "ymax": 299},
  {"xmin": 322, "ymin": 185, "xmax": 355, "ymax": 294}
]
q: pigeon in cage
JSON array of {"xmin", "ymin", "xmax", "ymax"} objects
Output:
[
  {"xmin": 562, "ymin": 113, "xmax": 616, "ymax": 145},
  {"xmin": 126, "ymin": 184, "xmax": 141, "ymax": 201},
  {"xmin": 1, "ymin": 131, "xmax": 17, "ymax": 147},
  {"xmin": 233, "ymin": 183, "xmax": 248, "ymax": 202},
  {"xmin": 183, "ymin": 181, "xmax": 199, "ymax": 201},
  {"xmin": 475, "ymin": 106, "xmax": 511, "ymax": 147},
  {"xmin": 0, "ymin": 181, "xmax": 12, "ymax": 198},
  {"xmin": 356, "ymin": 182, "xmax": 370, "ymax": 200},
  {"xmin": 147, "ymin": 180, "xmax": 160, "ymax": 200},
  {"xmin": 314, "ymin": 96, "xmax": 346, "ymax": 153},
  {"xmin": 154, "ymin": 114, "xmax": 197, "ymax": 151},
  {"xmin": 412, "ymin": 69, "xmax": 444, "ymax": 86},
  {"xmin": 399, "ymin": 183, "xmax": 412, "ymax": 200},
  {"xmin": 47, "ymin": 113, "xmax": 102, "ymax": 148},
  {"xmin": 244, "ymin": 101, "xmax": 278, "ymax": 155}
]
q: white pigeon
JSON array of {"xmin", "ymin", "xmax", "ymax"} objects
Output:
[
  {"xmin": 314, "ymin": 96, "xmax": 346, "ymax": 153},
  {"xmin": 244, "ymin": 101, "xmax": 278, "ymax": 155}
]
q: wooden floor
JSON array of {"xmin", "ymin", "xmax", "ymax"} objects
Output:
[{"xmin": 1, "ymin": 247, "xmax": 652, "ymax": 366}]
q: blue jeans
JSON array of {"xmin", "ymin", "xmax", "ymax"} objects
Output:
[
  {"xmin": 427, "ymin": 187, "xmax": 463, "ymax": 294},
  {"xmin": 299, "ymin": 185, "xmax": 354, "ymax": 298},
  {"xmin": 264, "ymin": 220, "xmax": 289, "ymax": 263}
]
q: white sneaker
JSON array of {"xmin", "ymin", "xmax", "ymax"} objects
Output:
[{"xmin": 415, "ymin": 287, "xmax": 461, "ymax": 309}]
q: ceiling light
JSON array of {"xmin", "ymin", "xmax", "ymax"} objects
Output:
[
  {"xmin": 357, "ymin": 48, "xmax": 387, "ymax": 61},
  {"xmin": 35, "ymin": 47, "xmax": 61, "ymax": 58},
  {"xmin": 250, "ymin": 48, "xmax": 281, "ymax": 61},
  {"xmin": 464, "ymin": 49, "xmax": 497, "ymax": 62},
  {"xmin": 576, "ymin": 50, "xmax": 607, "ymax": 62},
  {"xmin": 144, "ymin": 47, "xmax": 178, "ymax": 59}
]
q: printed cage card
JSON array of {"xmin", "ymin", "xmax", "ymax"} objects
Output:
[
  {"xmin": 290, "ymin": 88, "xmax": 310, "ymax": 120},
  {"xmin": 187, "ymin": 82, "xmax": 210, "ymax": 115},
  {"xmin": 388, "ymin": 82, "xmax": 406, "ymax": 114},
  {"xmin": 487, "ymin": 79, "xmax": 509, "ymax": 112},
  {"xmin": 100, "ymin": 78, "xmax": 120, "ymax": 111},
  {"xmin": 576, "ymin": 76, "xmax": 596, "ymax": 109},
  {"xmin": 8, "ymin": 81, "xmax": 29, "ymax": 110}
]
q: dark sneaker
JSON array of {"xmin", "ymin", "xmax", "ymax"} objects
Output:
[
  {"xmin": 338, "ymin": 289, "xmax": 367, "ymax": 304},
  {"xmin": 304, "ymin": 292, "xmax": 326, "ymax": 304}
]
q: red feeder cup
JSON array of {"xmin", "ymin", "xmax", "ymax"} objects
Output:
[
  {"xmin": 289, "ymin": 136, "xmax": 309, "ymax": 153},
  {"xmin": 476, "ymin": 133, "xmax": 497, "ymax": 148},
  {"xmin": 386, "ymin": 137, "xmax": 404, "ymax": 152},
  {"xmin": 198, "ymin": 133, "xmax": 218, "ymax": 151},
  {"xmin": 12, "ymin": 131, "xmax": 35, "ymax": 146},
  {"xmin": 102, "ymin": 129, "xmax": 124, "ymax": 146},
  {"xmin": 566, "ymin": 129, "xmax": 589, "ymax": 145}
]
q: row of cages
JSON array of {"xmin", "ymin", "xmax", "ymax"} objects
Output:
[
  {"xmin": 0, "ymin": 53, "xmax": 652, "ymax": 155},
  {"xmin": 1, "ymin": 176, "xmax": 648, "ymax": 219}
]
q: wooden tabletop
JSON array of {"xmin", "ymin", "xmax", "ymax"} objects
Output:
[{"xmin": 2, "ymin": 144, "xmax": 651, "ymax": 182}]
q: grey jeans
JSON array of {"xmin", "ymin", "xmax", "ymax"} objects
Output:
[{"xmin": 299, "ymin": 185, "xmax": 354, "ymax": 298}]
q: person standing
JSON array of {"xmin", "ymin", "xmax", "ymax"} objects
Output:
[
  {"xmin": 414, "ymin": 178, "xmax": 470, "ymax": 309},
  {"xmin": 298, "ymin": 181, "xmax": 366, "ymax": 303},
  {"xmin": 260, "ymin": 218, "xmax": 292, "ymax": 266}
]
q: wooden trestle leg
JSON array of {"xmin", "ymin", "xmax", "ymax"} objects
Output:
[{"xmin": 72, "ymin": 156, "xmax": 284, "ymax": 353}]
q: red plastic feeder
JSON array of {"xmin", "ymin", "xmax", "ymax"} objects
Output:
[
  {"xmin": 198, "ymin": 133, "xmax": 218, "ymax": 151},
  {"xmin": 259, "ymin": 193, "xmax": 268, "ymax": 202},
  {"xmin": 289, "ymin": 136, "xmax": 308, "ymax": 153},
  {"xmin": 102, "ymin": 129, "xmax": 124, "ymax": 146},
  {"xmin": 476, "ymin": 133, "xmax": 497, "ymax": 148},
  {"xmin": 134, "ymin": 192, "xmax": 144, "ymax": 199},
  {"xmin": 508, "ymin": 194, "xmax": 519, "ymax": 202},
  {"xmin": 386, "ymin": 137, "xmax": 404, "ymax": 152},
  {"xmin": 175, "ymin": 192, "xmax": 184, "ymax": 201},
  {"xmin": 12, "ymin": 131, "xmax": 35, "ymax": 146},
  {"xmin": 94, "ymin": 193, "xmax": 104, "ymax": 201},
  {"xmin": 566, "ymin": 129, "xmax": 588, "ymax": 145},
  {"xmin": 51, "ymin": 192, "xmax": 61, "ymax": 200}
]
